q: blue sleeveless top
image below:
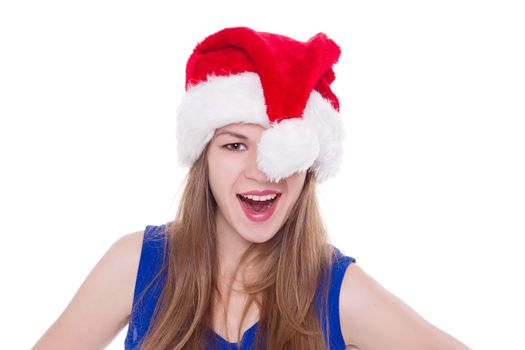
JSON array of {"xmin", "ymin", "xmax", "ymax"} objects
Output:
[{"xmin": 125, "ymin": 224, "xmax": 356, "ymax": 350}]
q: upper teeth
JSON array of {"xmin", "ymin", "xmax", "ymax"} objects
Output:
[{"xmin": 240, "ymin": 194, "xmax": 277, "ymax": 201}]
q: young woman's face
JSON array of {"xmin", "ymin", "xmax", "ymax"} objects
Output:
[{"xmin": 207, "ymin": 122, "xmax": 307, "ymax": 244}]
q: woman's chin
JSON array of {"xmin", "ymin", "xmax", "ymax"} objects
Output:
[{"xmin": 237, "ymin": 226, "xmax": 278, "ymax": 244}]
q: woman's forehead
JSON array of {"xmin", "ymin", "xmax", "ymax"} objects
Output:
[{"xmin": 217, "ymin": 122, "xmax": 264, "ymax": 132}]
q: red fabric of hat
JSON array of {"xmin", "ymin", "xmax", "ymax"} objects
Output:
[{"xmin": 185, "ymin": 27, "xmax": 341, "ymax": 123}]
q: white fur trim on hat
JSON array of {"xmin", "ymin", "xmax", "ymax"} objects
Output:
[
  {"xmin": 175, "ymin": 72, "xmax": 345, "ymax": 183},
  {"xmin": 176, "ymin": 72, "xmax": 269, "ymax": 166}
]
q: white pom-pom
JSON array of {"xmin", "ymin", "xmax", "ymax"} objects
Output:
[{"xmin": 257, "ymin": 118, "xmax": 320, "ymax": 183}]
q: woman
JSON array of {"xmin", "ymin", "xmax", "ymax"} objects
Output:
[{"xmin": 32, "ymin": 27, "xmax": 470, "ymax": 350}]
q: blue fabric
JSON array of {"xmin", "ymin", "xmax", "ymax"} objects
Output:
[{"xmin": 125, "ymin": 224, "xmax": 356, "ymax": 350}]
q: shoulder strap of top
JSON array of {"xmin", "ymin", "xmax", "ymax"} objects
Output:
[
  {"xmin": 125, "ymin": 224, "xmax": 169, "ymax": 350},
  {"xmin": 317, "ymin": 246, "xmax": 356, "ymax": 349}
]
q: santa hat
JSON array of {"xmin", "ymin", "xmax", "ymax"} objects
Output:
[{"xmin": 175, "ymin": 27, "xmax": 345, "ymax": 183}]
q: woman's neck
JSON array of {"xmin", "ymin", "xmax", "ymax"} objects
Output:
[{"xmin": 215, "ymin": 211, "xmax": 256, "ymax": 283}]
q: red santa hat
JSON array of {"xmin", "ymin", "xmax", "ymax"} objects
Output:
[{"xmin": 176, "ymin": 27, "xmax": 346, "ymax": 183}]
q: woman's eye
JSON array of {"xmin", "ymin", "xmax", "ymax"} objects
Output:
[{"xmin": 224, "ymin": 143, "xmax": 247, "ymax": 151}]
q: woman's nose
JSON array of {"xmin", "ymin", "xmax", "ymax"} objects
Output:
[{"xmin": 244, "ymin": 153, "xmax": 270, "ymax": 183}]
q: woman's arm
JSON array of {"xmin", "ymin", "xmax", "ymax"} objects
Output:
[
  {"xmin": 32, "ymin": 230, "xmax": 144, "ymax": 350},
  {"xmin": 339, "ymin": 263, "xmax": 470, "ymax": 350}
]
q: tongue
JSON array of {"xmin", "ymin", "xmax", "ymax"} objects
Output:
[{"xmin": 242, "ymin": 197, "xmax": 272, "ymax": 212}]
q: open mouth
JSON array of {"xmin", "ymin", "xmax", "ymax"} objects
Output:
[
  {"xmin": 236, "ymin": 193, "xmax": 281, "ymax": 212},
  {"xmin": 237, "ymin": 193, "xmax": 281, "ymax": 221}
]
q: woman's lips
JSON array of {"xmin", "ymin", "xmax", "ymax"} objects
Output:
[
  {"xmin": 237, "ymin": 194, "xmax": 281, "ymax": 222},
  {"xmin": 239, "ymin": 190, "xmax": 281, "ymax": 196}
]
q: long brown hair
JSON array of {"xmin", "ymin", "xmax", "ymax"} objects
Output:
[{"xmin": 138, "ymin": 141, "xmax": 336, "ymax": 349}]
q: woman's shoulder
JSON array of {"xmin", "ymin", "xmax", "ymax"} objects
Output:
[
  {"xmin": 105, "ymin": 224, "xmax": 168, "ymax": 313},
  {"xmin": 110, "ymin": 229, "xmax": 146, "ymax": 277},
  {"xmin": 108, "ymin": 229, "xmax": 147, "ymax": 315},
  {"xmin": 113, "ymin": 229, "xmax": 145, "ymax": 257},
  {"xmin": 120, "ymin": 223, "xmax": 169, "ymax": 275},
  {"xmin": 111, "ymin": 223, "xmax": 169, "ymax": 315}
]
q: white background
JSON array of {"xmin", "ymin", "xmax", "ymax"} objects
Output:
[{"xmin": 1, "ymin": 1, "xmax": 524, "ymax": 349}]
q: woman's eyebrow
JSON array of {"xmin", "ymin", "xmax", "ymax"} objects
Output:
[{"xmin": 215, "ymin": 131, "xmax": 249, "ymax": 140}]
